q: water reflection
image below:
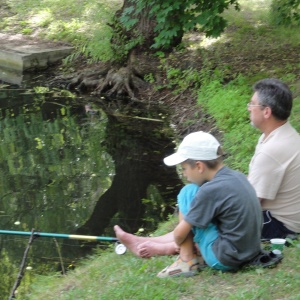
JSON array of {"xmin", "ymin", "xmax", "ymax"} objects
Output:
[
  {"xmin": 0, "ymin": 87, "xmax": 112, "ymax": 233},
  {"xmin": 0, "ymin": 85, "xmax": 182, "ymax": 297},
  {"xmin": 77, "ymin": 96, "xmax": 183, "ymax": 239},
  {"xmin": 0, "ymin": 67, "xmax": 34, "ymax": 86},
  {"xmin": 0, "ymin": 86, "xmax": 113, "ymax": 297}
]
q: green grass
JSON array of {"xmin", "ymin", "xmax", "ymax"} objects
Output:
[
  {"xmin": 2, "ymin": 0, "xmax": 122, "ymax": 61},
  {"xmin": 23, "ymin": 221, "xmax": 300, "ymax": 299}
]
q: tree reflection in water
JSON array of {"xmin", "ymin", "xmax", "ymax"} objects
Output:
[{"xmin": 77, "ymin": 96, "xmax": 182, "ymax": 240}]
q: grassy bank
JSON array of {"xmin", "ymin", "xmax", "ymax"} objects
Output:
[
  {"xmin": 24, "ymin": 221, "xmax": 300, "ymax": 299},
  {"xmin": 2, "ymin": 0, "xmax": 300, "ymax": 299},
  {"xmin": 8, "ymin": 206, "xmax": 298, "ymax": 299}
]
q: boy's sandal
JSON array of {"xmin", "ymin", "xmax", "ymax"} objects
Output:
[
  {"xmin": 247, "ymin": 250, "xmax": 283, "ymax": 268},
  {"xmin": 157, "ymin": 256, "xmax": 200, "ymax": 278}
]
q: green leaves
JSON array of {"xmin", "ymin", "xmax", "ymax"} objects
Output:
[
  {"xmin": 120, "ymin": 6, "xmax": 138, "ymax": 29},
  {"xmin": 270, "ymin": 0, "xmax": 300, "ymax": 26},
  {"xmin": 120, "ymin": 0, "xmax": 240, "ymax": 50}
]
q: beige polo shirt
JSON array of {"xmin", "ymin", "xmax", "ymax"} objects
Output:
[{"xmin": 248, "ymin": 122, "xmax": 300, "ymax": 233}]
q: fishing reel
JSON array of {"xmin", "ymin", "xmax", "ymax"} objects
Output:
[{"xmin": 115, "ymin": 243, "xmax": 127, "ymax": 255}]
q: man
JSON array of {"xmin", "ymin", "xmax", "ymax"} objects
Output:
[{"xmin": 247, "ymin": 78, "xmax": 300, "ymax": 239}]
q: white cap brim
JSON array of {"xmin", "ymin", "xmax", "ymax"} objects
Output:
[
  {"xmin": 163, "ymin": 153, "xmax": 187, "ymax": 166},
  {"xmin": 163, "ymin": 131, "xmax": 221, "ymax": 166}
]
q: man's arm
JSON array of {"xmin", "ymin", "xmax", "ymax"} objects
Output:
[{"xmin": 173, "ymin": 219, "xmax": 192, "ymax": 246}]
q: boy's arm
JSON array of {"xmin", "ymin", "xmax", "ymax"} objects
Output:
[{"xmin": 173, "ymin": 219, "xmax": 192, "ymax": 245}]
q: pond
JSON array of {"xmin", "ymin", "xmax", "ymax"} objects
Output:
[{"xmin": 0, "ymin": 79, "xmax": 182, "ymax": 297}]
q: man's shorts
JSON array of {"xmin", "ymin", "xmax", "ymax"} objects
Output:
[{"xmin": 262, "ymin": 210, "xmax": 295, "ymax": 239}]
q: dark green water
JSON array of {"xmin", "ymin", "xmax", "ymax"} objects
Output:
[{"xmin": 0, "ymin": 82, "xmax": 182, "ymax": 298}]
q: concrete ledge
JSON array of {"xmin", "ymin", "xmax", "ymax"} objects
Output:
[
  {"xmin": 0, "ymin": 33, "xmax": 73, "ymax": 84},
  {"xmin": 0, "ymin": 45, "xmax": 73, "ymax": 72}
]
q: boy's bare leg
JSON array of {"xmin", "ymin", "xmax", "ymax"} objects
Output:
[
  {"xmin": 114, "ymin": 225, "xmax": 178, "ymax": 257},
  {"xmin": 177, "ymin": 231, "xmax": 196, "ymax": 262}
]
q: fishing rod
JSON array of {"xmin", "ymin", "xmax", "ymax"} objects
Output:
[{"xmin": 0, "ymin": 230, "xmax": 127, "ymax": 254}]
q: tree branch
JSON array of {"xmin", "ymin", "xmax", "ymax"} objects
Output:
[{"xmin": 9, "ymin": 228, "xmax": 35, "ymax": 299}]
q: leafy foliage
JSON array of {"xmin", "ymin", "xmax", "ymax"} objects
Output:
[
  {"xmin": 121, "ymin": 0, "xmax": 240, "ymax": 49},
  {"xmin": 270, "ymin": 0, "xmax": 300, "ymax": 26}
]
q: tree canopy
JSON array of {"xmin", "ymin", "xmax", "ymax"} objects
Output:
[{"xmin": 120, "ymin": 0, "xmax": 240, "ymax": 51}]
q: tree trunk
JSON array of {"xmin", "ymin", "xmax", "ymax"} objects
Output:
[{"xmin": 50, "ymin": 0, "xmax": 183, "ymax": 100}]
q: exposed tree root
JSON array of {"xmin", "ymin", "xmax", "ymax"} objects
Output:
[
  {"xmin": 49, "ymin": 51, "xmax": 160, "ymax": 101},
  {"xmin": 92, "ymin": 67, "xmax": 149, "ymax": 101},
  {"xmin": 50, "ymin": 65, "xmax": 150, "ymax": 102}
]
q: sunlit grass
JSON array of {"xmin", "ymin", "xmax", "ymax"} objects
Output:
[
  {"xmin": 3, "ymin": 0, "xmax": 122, "ymax": 61},
  {"xmin": 191, "ymin": 0, "xmax": 300, "ymax": 53}
]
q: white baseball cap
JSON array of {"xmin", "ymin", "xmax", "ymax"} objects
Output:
[{"xmin": 163, "ymin": 131, "xmax": 221, "ymax": 166}]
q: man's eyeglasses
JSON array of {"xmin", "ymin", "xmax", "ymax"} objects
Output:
[{"xmin": 247, "ymin": 103, "xmax": 265, "ymax": 108}]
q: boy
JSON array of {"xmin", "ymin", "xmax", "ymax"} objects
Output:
[{"xmin": 157, "ymin": 131, "xmax": 262, "ymax": 277}]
